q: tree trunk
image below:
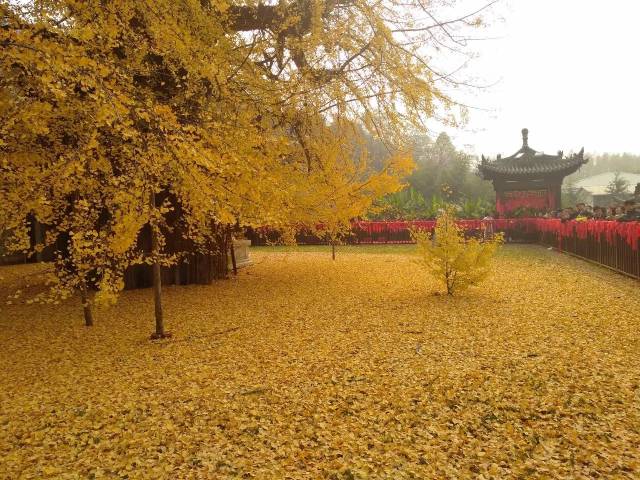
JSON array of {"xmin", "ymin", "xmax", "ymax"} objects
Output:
[
  {"xmin": 150, "ymin": 192, "xmax": 166, "ymax": 339},
  {"xmin": 33, "ymin": 219, "xmax": 44, "ymax": 262},
  {"xmin": 229, "ymin": 230, "xmax": 238, "ymax": 275},
  {"xmin": 215, "ymin": 227, "xmax": 229, "ymax": 280},
  {"xmin": 331, "ymin": 242, "xmax": 336, "ymax": 260},
  {"xmin": 79, "ymin": 282, "xmax": 93, "ymax": 327},
  {"xmin": 151, "ymin": 248, "xmax": 164, "ymax": 337}
]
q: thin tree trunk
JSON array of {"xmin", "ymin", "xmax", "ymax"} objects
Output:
[
  {"xmin": 79, "ymin": 282, "xmax": 93, "ymax": 326},
  {"xmin": 217, "ymin": 227, "xmax": 229, "ymax": 279},
  {"xmin": 331, "ymin": 242, "xmax": 336, "ymax": 260},
  {"xmin": 151, "ymin": 245, "xmax": 164, "ymax": 337},
  {"xmin": 228, "ymin": 229, "xmax": 238, "ymax": 275},
  {"xmin": 150, "ymin": 191, "xmax": 166, "ymax": 339},
  {"xmin": 34, "ymin": 220, "xmax": 44, "ymax": 262}
]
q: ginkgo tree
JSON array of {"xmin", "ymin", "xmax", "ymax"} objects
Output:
[
  {"xmin": 411, "ymin": 205, "xmax": 503, "ymax": 295},
  {"xmin": 0, "ymin": 0, "xmax": 492, "ymax": 334}
]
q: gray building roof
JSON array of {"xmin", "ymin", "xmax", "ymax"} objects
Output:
[{"xmin": 479, "ymin": 128, "xmax": 587, "ymax": 180}]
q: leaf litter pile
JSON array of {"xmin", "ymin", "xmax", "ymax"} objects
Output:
[{"xmin": 1, "ymin": 245, "xmax": 639, "ymax": 479}]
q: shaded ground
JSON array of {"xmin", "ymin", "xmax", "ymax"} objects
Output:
[{"xmin": 1, "ymin": 245, "xmax": 639, "ymax": 479}]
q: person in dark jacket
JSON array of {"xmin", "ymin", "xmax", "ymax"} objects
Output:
[{"xmin": 617, "ymin": 200, "xmax": 640, "ymax": 222}]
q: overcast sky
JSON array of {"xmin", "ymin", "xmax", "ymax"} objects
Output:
[{"xmin": 437, "ymin": 0, "xmax": 640, "ymax": 157}]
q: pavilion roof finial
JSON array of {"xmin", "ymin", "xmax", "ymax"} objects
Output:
[{"xmin": 478, "ymin": 128, "xmax": 587, "ymax": 180}]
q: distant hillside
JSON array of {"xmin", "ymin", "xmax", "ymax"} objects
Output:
[
  {"xmin": 566, "ymin": 153, "xmax": 640, "ymax": 183},
  {"xmin": 573, "ymin": 172, "xmax": 640, "ymax": 195}
]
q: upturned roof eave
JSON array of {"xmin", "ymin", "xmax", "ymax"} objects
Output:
[
  {"xmin": 478, "ymin": 160, "xmax": 586, "ymax": 181},
  {"xmin": 479, "ymin": 128, "xmax": 586, "ymax": 181}
]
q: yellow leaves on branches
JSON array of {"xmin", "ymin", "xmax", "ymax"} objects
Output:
[
  {"xmin": 3, "ymin": 0, "xmax": 455, "ymax": 308},
  {"xmin": 412, "ymin": 205, "xmax": 503, "ymax": 295}
]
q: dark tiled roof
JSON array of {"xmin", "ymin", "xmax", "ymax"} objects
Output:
[{"xmin": 478, "ymin": 129, "xmax": 587, "ymax": 179}]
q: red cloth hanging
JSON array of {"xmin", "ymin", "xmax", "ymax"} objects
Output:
[{"xmin": 260, "ymin": 219, "xmax": 640, "ymax": 251}]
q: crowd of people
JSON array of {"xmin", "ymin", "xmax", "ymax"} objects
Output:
[
  {"xmin": 543, "ymin": 198, "xmax": 640, "ymax": 222},
  {"xmin": 534, "ymin": 182, "xmax": 640, "ymax": 222}
]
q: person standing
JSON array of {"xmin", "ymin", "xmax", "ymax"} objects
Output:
[{"xmin": 481, "ymin": 213, "xmax": 495, "ymax": 241}]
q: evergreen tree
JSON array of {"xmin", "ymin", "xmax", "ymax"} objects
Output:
[{"xmin": 606, "ymin": 172, "xmax": 631, "ymax": 195}]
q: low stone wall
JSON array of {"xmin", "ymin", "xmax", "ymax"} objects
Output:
[{"xmin": 230, "ymin": 239, "xmax": 252, "ymax": 269}]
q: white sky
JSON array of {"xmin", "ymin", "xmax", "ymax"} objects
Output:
[{"xmin": 437, "ymin": 0, "xmax": 640, "ymax": 157}]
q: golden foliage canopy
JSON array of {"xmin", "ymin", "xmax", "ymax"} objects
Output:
[{"xmin": 0, "ymin": 0, "xmax": 486, "ymax": 300}]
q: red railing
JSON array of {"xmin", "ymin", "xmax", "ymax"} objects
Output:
[
  {"xmin": 350, "ymin": 218, "xmax": 539, "ymax": 243},
  {"xmin": 350, "ymin": 218, "xmax": 640, "ymax": 279},
  {"xmin": 532, "ymin": 219, "xmax": 640, "ymax": 278},
  {"xmin": 249, "ymin": 219, "xmax": 640, "ymax": 279}
]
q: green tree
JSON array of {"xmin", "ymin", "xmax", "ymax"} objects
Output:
[
  {"xmin": 409, "ymin": 133, "xmax": 493, "ymax": 205},
  {"xmin": 368, "ymin": 186, "xmax": 429, "ymax": 220},
  {"xmin": 562, "ymin": 180, "xmax": 588, "ymax": 207},
  {"xmin": 606, "ymin": 172, "xmax": 631, "ymax": 195}
]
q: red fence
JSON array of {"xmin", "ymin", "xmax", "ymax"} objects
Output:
[
  {"xmin": 351, "ymin": 218, "xmax": 640, "ymax": 279},
  {"xmin": 533, "ymin": 219, "xmax": 640, "ymax": 279},
  {"xmin": 350, "ymin": 219, "xmax": 539, "ymax": 244},
  {"xmin": 249, "ymin": 219, "xmax": 640, "ymax": 279}
]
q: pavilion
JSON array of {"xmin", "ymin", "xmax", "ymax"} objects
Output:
[{"xmin": 479, "ymin": 128, "xmax": 587, "ymax": 216}]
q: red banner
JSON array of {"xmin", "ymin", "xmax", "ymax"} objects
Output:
[
  {"xmin": 496, "ymin": 189, "xmax": 555, "ymax": 215},
  {"xmin": 255, "ymin": 219, "xmax": 640, "ymax": 251},
  {"xmin": 350, "ymin": 219, "xmax": 640, "ymax": 250}
]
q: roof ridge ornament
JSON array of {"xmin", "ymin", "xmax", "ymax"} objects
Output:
[
  {"xmin": 522, "ymin": 128, "xmax": 529, "ymax": 148},
  {"xmin": 477, "ymin": 129, "xmax": 587, "ymax": 180}
]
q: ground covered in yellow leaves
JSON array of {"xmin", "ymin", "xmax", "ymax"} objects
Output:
[{"xmin": 1, "ymin": 245, "xmax": 639, "ymax": 479}]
